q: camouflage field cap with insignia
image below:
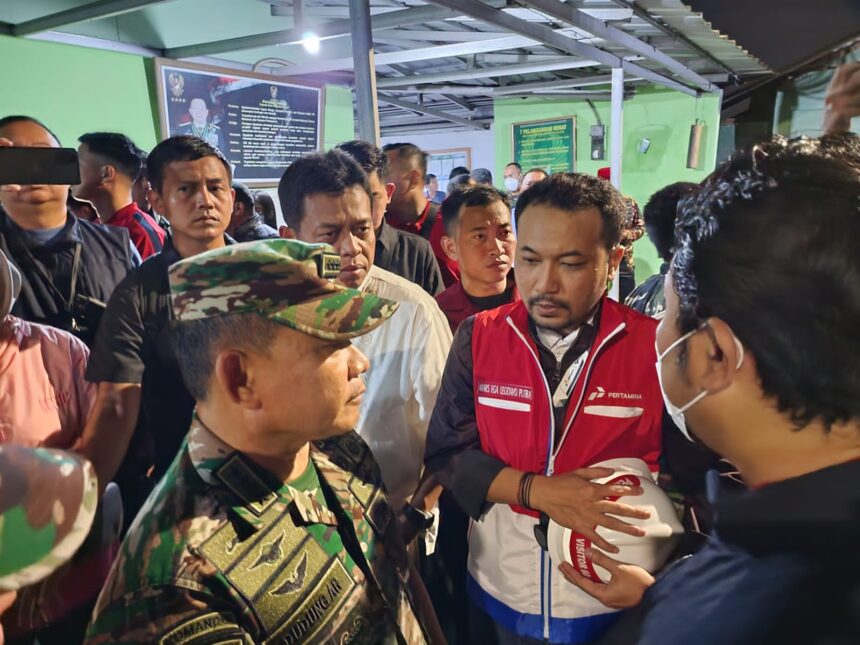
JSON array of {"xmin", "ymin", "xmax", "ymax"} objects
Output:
[
  {"xmin": 169, "ymin": 239, "xmax": 399, "ymax": 340},
  {"xmin": 0, "ymin": 445, "xmax": 98, "ymax": 591}
]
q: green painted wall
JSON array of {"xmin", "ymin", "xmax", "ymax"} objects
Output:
[
  {"xmin": 322, "ymin": 85, "xmax": 356, "ymax": 149},
  {"xmin": 0, "ymin": 34, "xmax": 352, "ymax": 155},
  {"xmin": 494, "ymin": 87, "xmax": 720, "ymax": 280},
  {"xmin": 0, "ymin": 34, "xmax": 161, "ymax": 150}
]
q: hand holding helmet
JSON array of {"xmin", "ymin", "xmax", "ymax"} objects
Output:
[
  {"xmin": 548, "ymin": 458, "xmax": 682, "ymax": 591},
  {"xmin": 530, "ymin": 465, "xmax": 650, "ymax": 553}
]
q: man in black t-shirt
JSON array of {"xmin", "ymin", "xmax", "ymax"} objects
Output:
[{"xmin": 80, "ymin": 136, "xmax": 234, "ymax": 523}]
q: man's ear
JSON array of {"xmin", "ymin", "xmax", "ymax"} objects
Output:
[
  {"xmin": 385, "ymin": 182, "xmax": 395, "ymax": 204},
  {"xmin": 279, "ymin": 225, "xmax": 295, "ymax": 239},
  {"xmin": 698, "ymin": 317, "xmax": 747, "ymax": 396},
  {"xmin": 101, "ymin": 164, "xmax": 116, "ymax": 185},
  {"xmin": 148, "ymin": 189, "xmax": 167, "ymax": 220},
  {"xmin": 441, "ymin": 234, "xmax": 458, "ymax": 262},
  {"xmin": 607, "ymin": 245, "xmax": 625, "ymax": 282},
  {"xmin": 213, "ymin": 350, "xmax": 261, "ymax": 408},
  {"xmin": 409, "ymin": 169, "xmax": 423, "ymax": 191}
]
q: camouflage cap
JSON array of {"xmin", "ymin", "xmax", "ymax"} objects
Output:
[
  {"xmin": 169, "ymin": 239, "xmax": 399, "ymax": 340},
  {"xmin": 0, "ymin": 445, "xmax": 98, "ymax": 591}
]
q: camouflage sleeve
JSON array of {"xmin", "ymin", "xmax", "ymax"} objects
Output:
[
  {"xmin": 622, "ymin": 198, "xmax": 645, "ymax": 245},
  {"xmin": 85, "ymin": 585, "xmax": 253, "ymax": 645}
]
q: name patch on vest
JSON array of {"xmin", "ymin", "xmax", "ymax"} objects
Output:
[
  {"xmin": 158, "ymin": 611, "xmax": 241, "ymax": 644},
  {"xmin": 265, "ymin": 557, "xmax": 354, "ymax": 644},
  {"xmin": 477, "ymin": 382, "xmax": 533, "ymax": 412}
]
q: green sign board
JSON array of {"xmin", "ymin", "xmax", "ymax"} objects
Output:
[{"xmin": 513, "ymin": 117, "xmax": 575, "ymax": 174}]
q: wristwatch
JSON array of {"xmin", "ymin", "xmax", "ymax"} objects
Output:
[{"xmin": 403, "ymin": 503, "xmax": 435, "ymax": 530}]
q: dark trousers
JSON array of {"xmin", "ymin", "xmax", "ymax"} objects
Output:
[
  {"xmin": 468, "ymin": 602, "xmax": 545, "ymax": 645},
  {"xmin": 421, "ymin": 492, "xmax": 471, "ymax": 644}
]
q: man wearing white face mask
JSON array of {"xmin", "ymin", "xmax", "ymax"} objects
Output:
[
  {"xmin": 563, "ymin": 135, "xmax": 860, "ymax": 644},
  {"xmin": 503, "ymin": 162, "xmax": 522, "ymax": 195}
]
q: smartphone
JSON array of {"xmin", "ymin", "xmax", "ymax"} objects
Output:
[{"xmin": 0, "ymin": 147, "xmax": 81, "ymax": 185}]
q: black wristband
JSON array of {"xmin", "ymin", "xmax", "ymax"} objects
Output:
[
  {"xmin": 403, "ymin": 503, "xmax": 434, "ymax": 530},
  {"xmin": 518, "ymin": 472, "xmax": 536, "ymax": 509}
]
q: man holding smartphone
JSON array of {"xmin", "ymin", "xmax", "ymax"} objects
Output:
[{"xmin": 0, "ymin": 115, "xmax": 137, "ymax": 347}]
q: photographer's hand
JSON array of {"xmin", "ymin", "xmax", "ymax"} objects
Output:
[{"xmin": 0, "ymin": 138, "xmax": 23, "ymax": 194}]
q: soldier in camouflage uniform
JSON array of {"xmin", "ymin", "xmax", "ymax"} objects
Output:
[
  {"xmin": 85, "ymin": 239, "xmax": 435, "ymax": 644},
  {"xmin": 0, "ymin": 445, "xmax": 98, "ymax": 593}
]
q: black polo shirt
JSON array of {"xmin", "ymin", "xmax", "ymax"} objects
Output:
[
  {"xmin": 374, "ymin": 219, "xmax": 444, "ymax": 296},
  {"xmin": 86, "ymin": 236, "xmax": 231, "ymax": 516}
]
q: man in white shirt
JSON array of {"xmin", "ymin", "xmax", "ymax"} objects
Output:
[{"xmin": 278, "ymin": 148, "xmax": 452, "ymax": 511}]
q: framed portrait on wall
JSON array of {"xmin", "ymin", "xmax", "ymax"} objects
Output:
[{"xmin": 154, "ymin": 58, "xmax": 324, "ymax": 186}]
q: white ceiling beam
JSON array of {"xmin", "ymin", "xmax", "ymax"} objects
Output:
[
  {"xmin": 13, "ymin": 0, "xmax": 177, "ymax": 36},
  {"xmin": 377, "ymin": 57, "xmax": 605, "ymax": 88},
  {"xmin": 499, "ymin": 91, "xmax": 612, "ymax": 100},
  {"xmin": 423, "ymin": 0, "xmax": 699, "ymax": 96},
  {"xmin": 377, "ymin": 95, "xmax": 489, "ymax": 130},
  {"xmin": 279, "ymin": 33, "xmax": 558, "ymax": 76},
  {"xmin": 371, "ymin": 29, "xmax": 511, "ymax": 42},
  {"xmin": 167, "ymin": 1, "xmax": 509, "ymax": 59},
  {"xmin": 522, "ymin": 0, "xmax": 716, "ymax": 92},
  {"xmin": 492, "ymin": 73, "xmax": 619, "ymax": 94},
  {"xmin": 442, "ymin": 94, "xmax": 476, "ymax": 111}
]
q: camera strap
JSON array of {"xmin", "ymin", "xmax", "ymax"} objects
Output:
[{"xmin": 7, "ymin": 231, "xmax": 82, "ymax": 316}]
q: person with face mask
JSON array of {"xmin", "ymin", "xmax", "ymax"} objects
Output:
[
  {"xmin": 503, "ymin": 162, "xmax": 522, "ymax": 195},
  {"xmin": 424, "ymin": 173, "xmax": 667, "ymax": 644},
  {"xmin": 563, "ymin": 135, "xmax": 860, "ymax": 645}
]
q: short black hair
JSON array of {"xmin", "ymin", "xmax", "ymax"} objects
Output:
[
  {"xmin": 336, "ymin": 140, "xmax": 387, "ymax": 178},
  {"xmin": 523, "ymin": 168, "xmax": 549, "ymax": 179},
  {"xmin": 672, "ymin": 135, "xmax": 860, "ymax": 430},
  {"xmin": 449, "ymin": 166, "xmax": 470, "ymax": 180},
  {"xmin": 0, "ymin": 115, "xmax": 61, "ymax": 145},
  {"xmin": 447, "ymin": 174, "xmax": 475, "ymax": 196},
  {"xmin": 278, "ymin": 149, "xmax": 371, "ymax": 230},
  {"xmin": 173, "ymin": 314, "xmax": 279, "ymax": 401},
  {"xmin": 643, "ymin": 182, "xmax": 698, "ymax": 263},
  {"xmin": 232, "ymin": 182, "xmax": 254, "ymax": 210},
  {"xmin": 78, "ymin": 132, "xmax": 144, "ymax": 180},
  {"xmin": 146, "ymin": 135, "xmax": 231, "ymax": 193},
  {"xmin": 441, "ymin": 185, "xmax": 510, "ymax": 236},
  {"xmin": 425, "ymin": 173, "xmax": 437, "ymax": 183},
  {"xmin": 382, "ymin": 142, "xmax": 428, "ymax": 176},
  {"xmin": 470, "ymin": 168, "xmax": 493, "ymax": 185},
  {"xmin": 254, "ymin": 191, "xmax": 277, "ymax": 229},
  {"xmin": 515, "ymin": 172, "xmax": 625, "ymax": 250},
  {"xmin": 506, "ymin": 162, "xmax": 522, "ymax": 171},
  {"xmin": 135, "ymin": 154, "xmax": 148, "ymax": 181}
]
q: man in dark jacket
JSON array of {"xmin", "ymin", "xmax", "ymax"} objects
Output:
[
  {"xmin": 0, "ymin": 116, "xmax": 136, "ymax": 347},
  {"xmin": 227, "ymin": 182, "xmax": 278, "ymax": 242},
  {"xmin": 624, "ymin": 182, "xmax": 697, "ymax": 319},
  {"xmin": 565, "ymin": 136, "xmax": 860, "ymax": 645}
]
